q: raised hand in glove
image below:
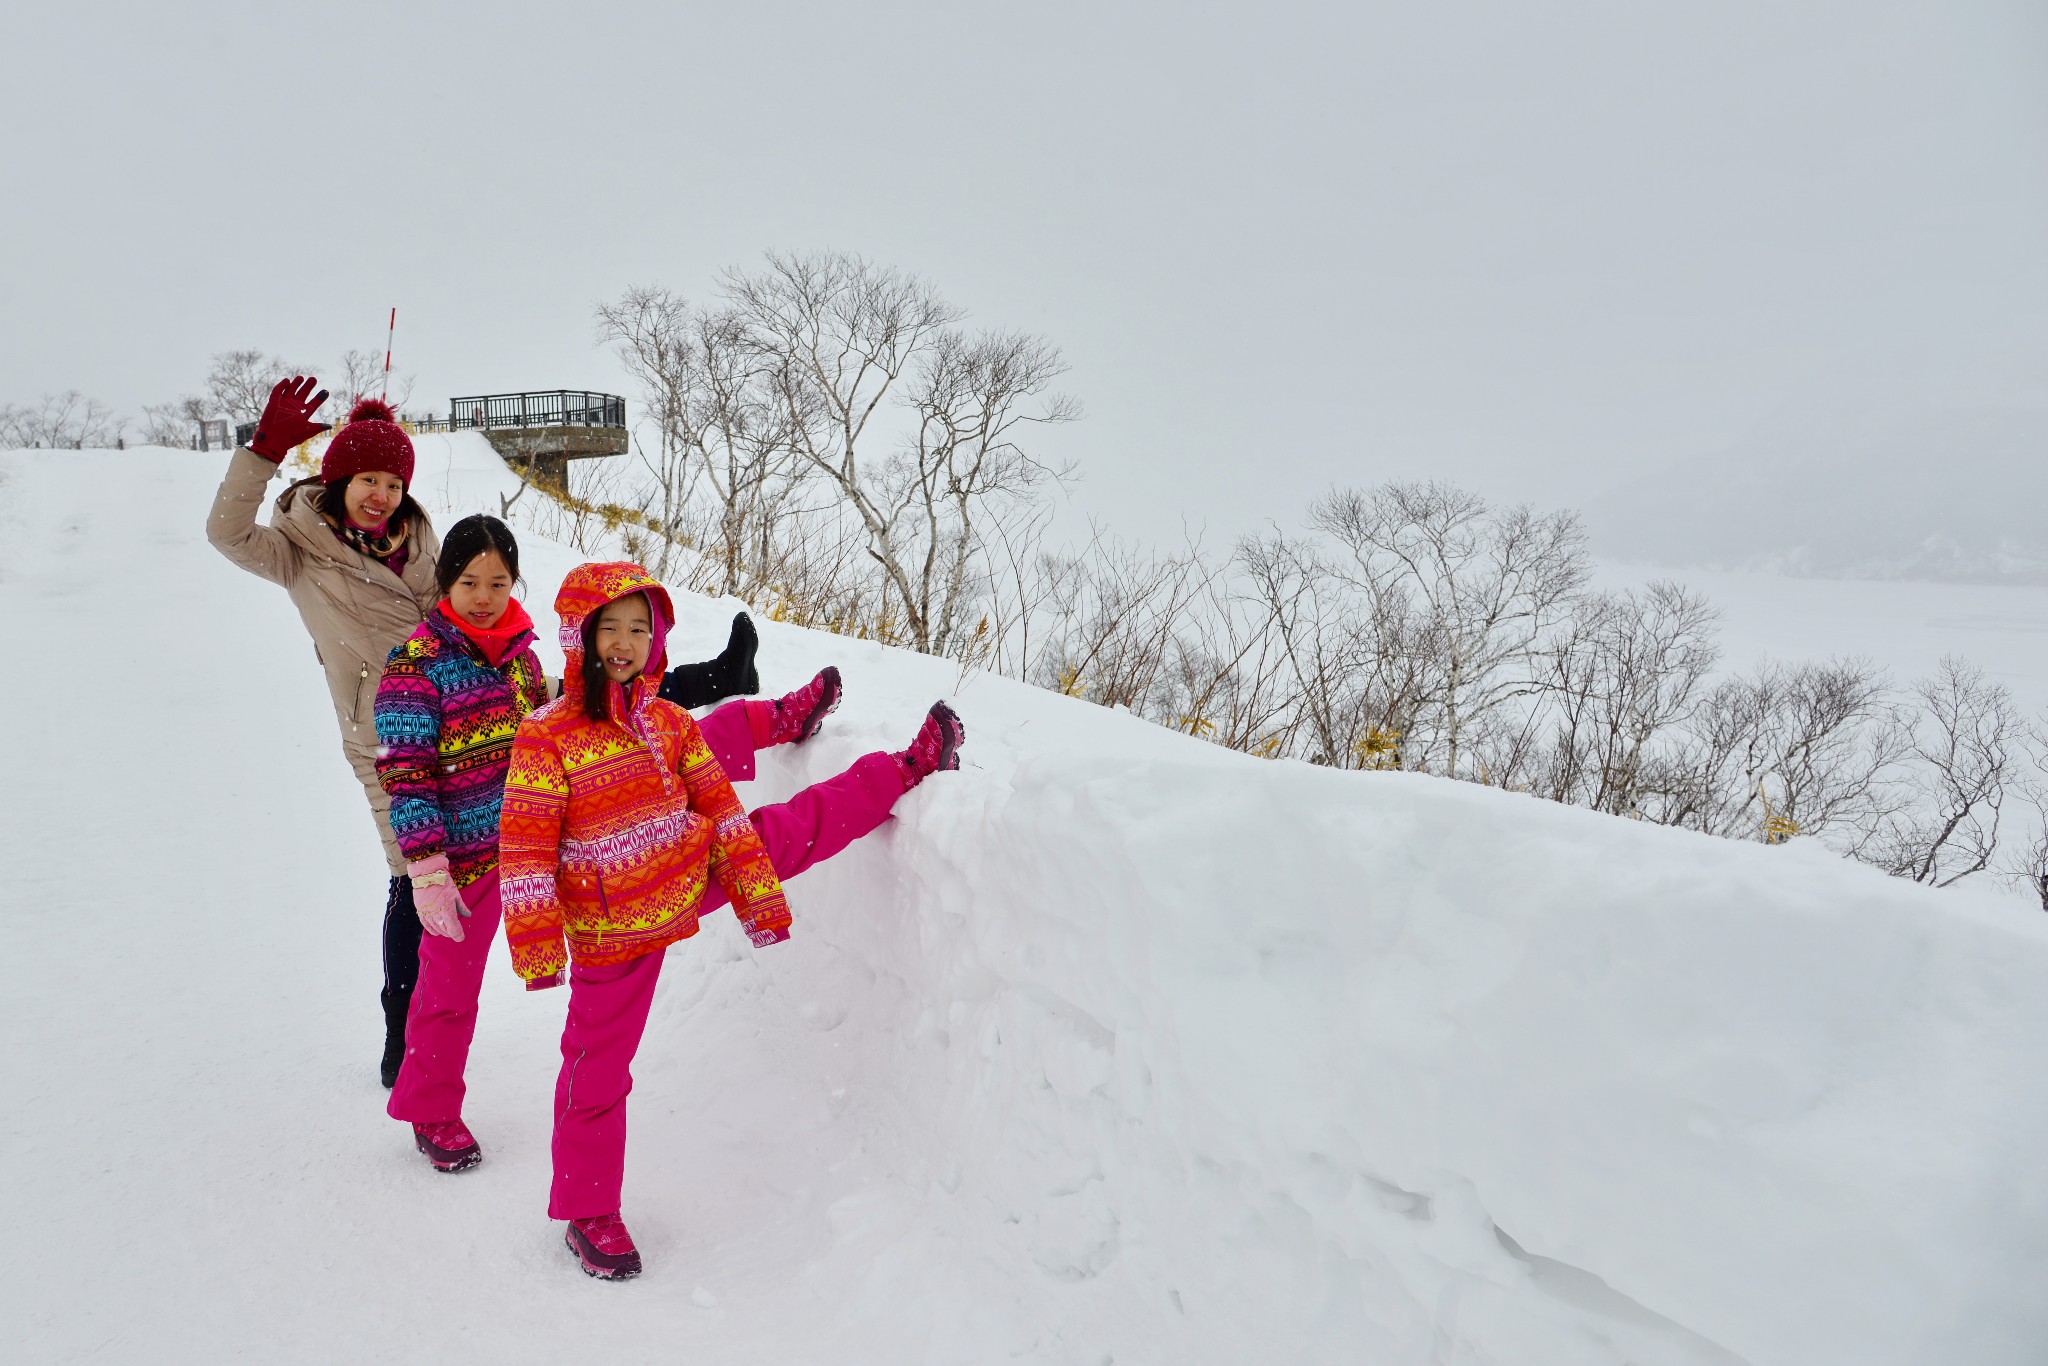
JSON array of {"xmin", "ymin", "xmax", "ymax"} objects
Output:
[
  {"xmin": 249, "ymin": 375, "xmax": 330, "ymax": 463},
  {"xmin": 407, "ymin": 854, "xmax": 468, "ymax": 941}
]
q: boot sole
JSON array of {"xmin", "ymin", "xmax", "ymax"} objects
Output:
[
  {"xmin": 416, "ymin": 1138, "xmax": 482, "ymax": 1173},
  {"xmin": 795, "ymin": 667, "xmax": 843, "ymax": 743},
  {"xmin": 565, "ymin": 1227, "xmax": 642, "ymax": 1280},
  {"xmin": 932, "ymin": 702, "xmax": 965, "ymax": 771}
]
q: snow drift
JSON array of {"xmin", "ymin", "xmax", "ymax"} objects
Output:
[{"xmin": 3, "ymin": 438, "xmax": 2045, "ymax": 1365}]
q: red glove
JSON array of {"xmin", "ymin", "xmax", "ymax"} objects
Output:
[{"xmin": 249, "ymin": 375, "xmax": 330, "ymax": 462}]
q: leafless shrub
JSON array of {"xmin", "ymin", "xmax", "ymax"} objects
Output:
[
  {"xmin": 1310, "ymin": 482, "xmax": 1589, "ymax": 779},
  {"xmin": 1025, "ymin": 529, "xmax": 1210, "ymax": 711},
  {"xmin": 204, "ymin": 351, "xmax": 307, "ymax": 426},
  {"xmin": 0, "ymin": 392, "xmax": 124, "ymax": 449},
  {"xmin": 1235, "ymin": 528, "xmax": 1432, "ymax": 768},
  {"xmin": 726, "ymin": 251, "xmax": 1076, "ymax": 654},
  {"xmin": 329, "ymin": 347, "xmax": 414, "ymax": 415},
  {"xmin": 2007, "ymin": 722, "xmax": 2048, "ymax": 911},
  {"xmin": 1645, "ymin": 658, "xmax": 1911, "ymax": 849},
  {"xmin": 1528, "ymin": 582, "xmax": 1721, "ymax": 813},
  {"xmin": 1864, "ymin": 659, "xmax": 2025, "ymax": 886},
  {"xmin": 1155, "ymin": 570, "xmax": 1294, "ymax": 753},
  {"xmin": 136, "ymin": 396, "xmax": 209, "ymax": 447},
  {"xmin": 597, "ymin": 287, "xmax": 808, "ymax": 591}
]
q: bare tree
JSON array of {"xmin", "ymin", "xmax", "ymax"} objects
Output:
[
  {"xmin": 1236, "ymin": 528, "xmax": 1435, "ymax": 768},
  {"xmin": 596, "ymin": 286, "xmax": 809, "ymax": 590},
  {"xmin": 1533, "ymin": 582, "xmax": 1720, "ymax": 813},
  {"xmin": 1029, "ymin": 529, "xmax": 1209, "ymax": 711},
  {"xmin": 1310, "ymin": 483, "xmax": 1588, "ymax": 778},
  {"xmin": 727, "ymin": 252, "xmax": 958, "ymax": 643},
  {"xmin": 204, "ymin": 351, "xmax": 306, "ymax": 426},
  {"xmin": 136, "ymin": 395, "xmax": 210, "ymax": 447},
  {"xmin": 2007, "ymin": 721, "xmax": 2048, "ymax": 910},
  {"xmin": 1157, "ymin": 568, "xmax": 1294, "ymax": 754},
  {"xmin": 2015, "ymin": 830, "xmax": 2048, "ymax": 911},
  {"xmin": 896, "ymin": 327, "xmax": 1079, "ymax": 653},
  {"xmin": 0, "ymin": 392, "xmax": 123, "ymax": 448},
  {"xmin": 330, "ymin": 348, "xmax": 414, "ymax": 415},
  {"xmin": 728, "ymin": 251, "xmax": 1073, "ymax": 654},
  {"xmin": 1866, "ymin": 658, "xmax": 2023, "ymax": 886},
  {"xmin": 1650, "ymin": 658, "xmax": 1910, "ymax": 848}
]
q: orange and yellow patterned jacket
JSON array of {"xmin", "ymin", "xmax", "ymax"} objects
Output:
[{"xmin": 498, "ymin": 562, "xmax": 791, "ymax": 986}]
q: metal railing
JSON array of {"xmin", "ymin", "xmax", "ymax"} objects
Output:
[
  {"xmin": 450, "ymin": 391, "xmax": 626, "ymax": 432},
  {"xmin": 233, "ymin": 392, "xmax": 627, "ymax": 450},
  {"xmin": 236, "ymin": 413, "xmax": 456, "ymax": 446}
]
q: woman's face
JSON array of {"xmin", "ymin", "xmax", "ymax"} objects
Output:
[
  {"xmin": 592, "ymin": 594, "xmax": 653, "ymax": 684},
  {"xmin": 447, "ymin": 548, "xmax": 513, "ymax": 629},
  {"xmin": 343, "ymin": 471, "xmax": 406, "ymax": 529}
]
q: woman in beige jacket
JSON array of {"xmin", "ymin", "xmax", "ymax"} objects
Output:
[
  {"xmin": 207, "ymin": 377, "xmax": 766, "ymax": 1088},
  {"xmin": 206, "ymin": 381, "xmax": 447, "ymax": 1086}
]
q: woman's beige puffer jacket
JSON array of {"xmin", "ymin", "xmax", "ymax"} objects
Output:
[{"xmin": 206, "ymin": 447, "xmax": 442, "ymax": 875}]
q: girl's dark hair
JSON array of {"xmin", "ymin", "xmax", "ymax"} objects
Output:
[
  {"xmin": 435, "ymin": 514, "xmax": 522, "ymax": 597},
  {"xmin": 275, "ymin": 474, "xmax": 428, "ymax": 533},
  {"xmin": 579, "ymin": 612, "xmax": 613, "ymax": 721}
]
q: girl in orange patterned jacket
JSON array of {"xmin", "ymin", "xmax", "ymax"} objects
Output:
[{"xmin": 500, "ymin": 562, "xmax": 965, "ymax": 1280}]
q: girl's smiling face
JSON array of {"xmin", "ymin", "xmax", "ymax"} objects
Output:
[
  {"xmin": 592, "ymin": 594, "xmax": 653, "ymax": 684},
  {"xmin": 447, "ymin": 548, "xmax": 512, "ymax": 629},
  {"xmin": 343, "ymin": 471, "xmax": 406, "ymax": 529}
]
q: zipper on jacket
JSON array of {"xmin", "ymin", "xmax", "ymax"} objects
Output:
[{"xmin": 350, "ymin": 662, "xmax": 370, "ymax": 723}]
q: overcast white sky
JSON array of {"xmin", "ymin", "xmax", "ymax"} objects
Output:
[{"xmin": 4, "ymin": 0, "xmax": 2045, "ymax": 546}]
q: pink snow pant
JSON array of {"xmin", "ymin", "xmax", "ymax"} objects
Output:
[
  {"xmin": 548, "ymin": 705, "xmax": 909, "ymax": 1220},
  {"xmin": 387, "ymin": 869, "xmax": 502, "ymax": 1123}
]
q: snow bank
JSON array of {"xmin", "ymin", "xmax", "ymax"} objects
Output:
[{"xmin": 3, "ymin": 442, "xmax": 2045, "ymax": 1365}]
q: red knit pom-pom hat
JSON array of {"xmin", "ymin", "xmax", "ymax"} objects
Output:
[{"xmin": 321, "ymin": 397, "xmax": 416, "ymax": 486}]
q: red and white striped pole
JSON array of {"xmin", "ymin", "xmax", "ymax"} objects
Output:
[{"xmin": 381, "ymin": 307, "xmax": 396, "ymax": 403}]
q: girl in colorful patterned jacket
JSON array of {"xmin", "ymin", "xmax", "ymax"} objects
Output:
[
  {"xmin": 498, "ymin": 561, "xmax": 966, "ymax": 1281},
  {"xmin": 209, "ymin": 378, "xmax": 762, "ymax": 1089},
  {"xmin": 374, "ymin": 526, "xmax": 855, "ymax": 1175}
]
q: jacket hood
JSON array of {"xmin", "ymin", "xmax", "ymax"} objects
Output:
[{"xmin": 554, "ymin": 562, "xmax": 675, "ymax": 715}]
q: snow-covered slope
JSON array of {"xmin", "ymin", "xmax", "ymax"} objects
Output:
[{"xmin": 3, "ymin": 441, "xmax": 2046, "ymax": 1365}]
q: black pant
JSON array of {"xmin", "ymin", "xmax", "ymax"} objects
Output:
[{"xmin": 381, "ymin": 875, "xmax": 423, "ymax": 1035}]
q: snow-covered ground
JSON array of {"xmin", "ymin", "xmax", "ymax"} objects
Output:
[{"xmin": 3, "ymin": 439, "xmax": 2046, "ymax": 1365}]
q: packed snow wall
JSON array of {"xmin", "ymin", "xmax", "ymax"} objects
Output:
[{"xmin": 3, "ymin": 440, "xmax": 2044, "ymax": 1366}]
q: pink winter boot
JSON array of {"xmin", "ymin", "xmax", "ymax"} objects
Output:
[
  {"xmin": 413, "ymin": 1120, "xmax": 482, "ymax": 1173},
  {"xmin": 893, "ymin": 701, "xmax": 965, "ymax": 788},
  {"xmin": 762, "ymin": 666, "xmax": 842, "ymax": 745},
  {"xmin": 566, "ymin": 1213, "xmax": 643, "ymax": 1280}
]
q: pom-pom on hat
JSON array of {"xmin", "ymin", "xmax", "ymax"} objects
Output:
[{"xmin": 320, "ymin": 397, "xmax": 416, "ymax": 487}]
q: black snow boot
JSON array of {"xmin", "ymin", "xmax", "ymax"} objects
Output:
[{"xmin": 658, "ymin": 612, "xmax": 759, "ymax": 709}]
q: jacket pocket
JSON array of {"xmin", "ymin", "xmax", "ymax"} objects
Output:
[
  {"xmin": 559, "ymin": 868, "xmax": 608, "ymax": 942},
  {"xmin": 349, "ymin": 662, "xmax": 372, "ymax": 724}
]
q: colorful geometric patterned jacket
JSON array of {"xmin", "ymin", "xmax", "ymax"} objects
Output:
[
  {"xmin": 373, "ymin": 603, "xmax": 549, "ymax": 887},
  {"xmin": 498, "ymin": 563, "xmax": 791, "ymax": 987}
]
